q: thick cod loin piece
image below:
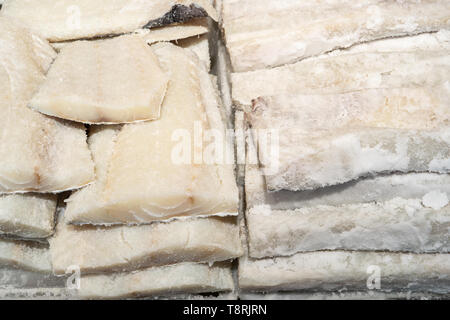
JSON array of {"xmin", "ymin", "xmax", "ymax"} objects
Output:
[
  {"xmin": 77, "ymin": 263, "xmax": 234, "ymax": 299},
  {"xmin": 0, "ymin": 18, "xmax": 94, "ymax": 193},
  {"xmin": 0, "ymin": 239, "xmax": 51, "ymax": 273},
  {"xmin": 49, "ymin": 216, "xmax": 242, "ymax": 275},
  {"xmin": 65, "ymin": 43, "xmax": 238, "ymax": 225},
  {"xmin": 1, "ymin": 0, "xmax": 217, "ymax": 42},
  {"xmin": 248, "ymin": 86, "xmax": 450, "ymax": 191},
  {"xmin": 221, "ymin": 0, "xmax": 450, "ymax": 72},
  {"xmin": 0, "ymin": 193, "xmax": 57, "ymax": 239},
  {"xmin": 30, "ymin": 35, "xmax": 169, "ymax": 124},
  {"xmin": 239, "ymin": 251, "xmax": 450, "ymax": 293}
]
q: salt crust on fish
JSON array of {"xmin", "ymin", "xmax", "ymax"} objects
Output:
[
  {"xmin": 0, "ymin": 193, "xmax": 57, "ymax": 239},
  {"xmin": 0, "ymin": 17, "xmax": 94, "ymax": 194},
  {"xmin": 49, "ymin": 215, "xmax": 242, "ymax": 275},
  {"xmin": 232, "ymin": 32, "xmax": 450, "ymax": 108},
  {"xmin": 77, "ymin": 262, "xmax": 234, "ymax": 299},
  {"xmin": 221, "ymin": 0, "xmax": 450, "ymax": 71},
  {"xmin": 239, "ymin": 251, "xmax": 450, "ymax": 293}
]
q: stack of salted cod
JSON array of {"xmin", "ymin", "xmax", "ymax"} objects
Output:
[
  {"xmin": 220, "ymin": 0, "xmax": 450, "ymax": 297},
  {"xmin": 0, "ymin": 16, "xmax": 94, "ymax": 298},
  {"xmin": 0, "ymin": 1, "xmax": 242, "ymax": 299}
]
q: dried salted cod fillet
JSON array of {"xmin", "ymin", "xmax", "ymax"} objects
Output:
[
  {"xmin": 244, "ymin": 132, "xmax": 450, "ymax": 257},
  {"xmin": 77, "ymin": 262, "xmax": 234, "ymax": 299},
  {"xmin": 0, "ymin": 193, "xmax": 57, "ymax": 239},
  {"xmin": 221, "ymin": 0, "xmax": 450, "ymax": 71},
  {"xmin": 1, "ymin": 0, "xmax": 217, "ymax": 42},
  {"xmin": 65, "ymin": 43, "xmax": 237, "ymax": 225},
  {"xmin": 0, "ymin": 239, "xmax": 51, "ymax": 273},
  {"xmin": 49, "ymin": 216, "xmax": 242, "ymax": 275},
  {"xmin": 245, "ymin": 150, "xmax": 450, "ymax": 211},
  {"xmin": 29, "ymin": 35, "xmax": 169, "ymax": 124},
  {"xmin": 232, "ymin": 49, "xmax": 450, "ymax": 108},
  {"xmin": 248, "ymin": 85, "xmax": 450, "ymax": 191},
  {"xmin": 239, "ymin": 251, "xmax": 450, "ymax": 293},
  {"xmin": 0, "ymin": 18, "xmax": 94, "ymax": 194},
  {"xmin": 247, "ymin": 201, "xmax": 450, "ymax": 258}
]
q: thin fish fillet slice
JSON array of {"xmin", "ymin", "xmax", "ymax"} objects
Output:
[
  {"xmin": 140, "ymin": 18, "xmax": 209, "ymax": 44},
  {"xmin": 29, "ymin": 35, "xmax": 169, "ymax": 124}
]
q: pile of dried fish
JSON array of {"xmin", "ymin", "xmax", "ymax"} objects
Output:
[
  {"xmin": 219, "ymin": 0, "xmax": 450, "ymax": 297},
  {"xmin": 1, "ymin": 0, "xmax": 449, "ymax": 300},
  {"xmin": 0, "ymin": 0, "xmax": 242, "ymax": 300}
]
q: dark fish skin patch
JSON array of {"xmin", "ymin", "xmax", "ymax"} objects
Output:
[{"xmin": 143, "ymin": 4, "xmax": 208, "ymax": 29}]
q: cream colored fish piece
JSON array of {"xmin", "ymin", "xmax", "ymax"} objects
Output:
[
  {"xmin": 65, "ymin": 43, "xmax": 237, "ymax": 225},
  {"xmin": 222, "ymin": 0, "xmax": 450, "ymax": 71},
  {"xmin": 77, "ymin": 263, "xmax": 234, "ymax": 299},
  {"xmin": 0, "ymin": 240, "xmax": 51, "ymax": 273},
  {"xmin": 49, "ymin": 216, "xmax": 242, "ymax": 275},
  {"xmin": 0, "ymin": 193, "xmax": 57, "ymax": 239},
  {"xmin": 30, "ymin": 35, "xmax": 169, "ymax": 124},
  {"xmin": 0, "ymin": 17, "xmax": 94, "ymax": 194},
  {"xmin": 239, "ymin": 251, "xmax": 450, "ymax": 293}
]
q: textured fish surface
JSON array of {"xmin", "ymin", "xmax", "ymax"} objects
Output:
[
  {"xmin": 239, "ymin": 251, "xmax": 450, "ymax": 293},
  {"xmin": 244, "ymin": 135, "xmax": 450, "ymax": 257},
  {"xmin": 0, "ymin": 193, "xmax": 57, "ymax": 239},
  {"xmin": 232, "ymin": 32, "xmax": 450, "ymax": 108},
  {"xmin": 30, "ymin": 35, "xmax": 169, "ymax": 124},
  {"xmin": 221, "ymin": 0, "xmax": 450, "ymax": 71},
  {"xmin": 77, "ymin": 262, "xmax": 234, "ymax": 299},
  {"xmin": 248, "ymin": 86, "xmax": 450, "ymax": 191},
  {"xmin": 0, "ymin": 17, "xmax": 94, "ymax": 194},
  {"xmin": 0, "ymin": 239, "xmax": 51, "ymax": 273},
  {"xmin": 49, "ymin": 215, "xmax": 242, "ymax": 275}
]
